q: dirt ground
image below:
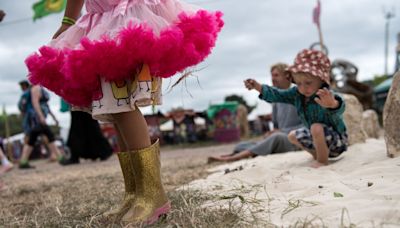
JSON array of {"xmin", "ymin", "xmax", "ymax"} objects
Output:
[{"xmin": 0, "ymin": 142, "xmax": 239, "ymax": 227}]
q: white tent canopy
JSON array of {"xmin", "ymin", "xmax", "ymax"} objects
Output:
[{"xmin": 159, "ymin": 117, "xmax": 206, "ymax": 132}]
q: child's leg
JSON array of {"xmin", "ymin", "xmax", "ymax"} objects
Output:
[
  {"xmin": 112, "ymin": 109, "xmax": 151, "ymax": 150},
  {"xmin": 112, "ymin": 108, "xmax": 170, "ymax": 225},
  {"xmin": 114, "ymin": 123, "xmax": 128, "ymax": 152},
  {"xmin": 288, "ymin": 130, "xmax": 316, "ymax": 159},
  {"xmin": 103, "ymin": 123, "xmax": 134, "ymax": 221},
  {"xmin": 310, "ymin": 124, "xmax": 329, "ymax": 166}
]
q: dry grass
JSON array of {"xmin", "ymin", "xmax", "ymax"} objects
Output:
[
  {"xmin": 0, "ymin": 142, "xmax": 354, "ymax": 227},
  {"xmin": 0, "ymin": 143, "xmax": 274, "ymax": 227}
]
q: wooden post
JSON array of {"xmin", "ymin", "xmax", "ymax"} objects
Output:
[{"xmin": 2, "ymin": 105, "xmax": 13, "ymax": 162}]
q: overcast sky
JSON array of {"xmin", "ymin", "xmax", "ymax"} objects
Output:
[{"xmin": 1, "ymin": 0, "xmax": 399, "ymax": 128}]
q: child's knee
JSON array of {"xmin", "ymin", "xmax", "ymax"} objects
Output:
[
  {"xmin": 310, "ymin": 124, "xmax": 324, "ymax": 137},
  {"xmin": 287, "ymin": 131, "xmax": 297, "ymax": 144}
]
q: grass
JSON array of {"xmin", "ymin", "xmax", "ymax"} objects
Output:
[
  {"xmin": 0, "ymin": 179, "xmax": 271, "ymax": 227},
  {"xmin": 1, "ymin": 142, "xmax": 387, "ymax": 228},
  {"xmin": 0, "ymin": 142, "xmax": 273, "ymax": 227}
]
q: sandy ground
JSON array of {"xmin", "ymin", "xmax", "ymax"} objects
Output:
[{"xmin": 187, "ymin": 138, "xmax": 400, "ymax": 227}]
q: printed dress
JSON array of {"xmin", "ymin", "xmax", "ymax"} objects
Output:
[{"xmin": 26, "ymin": 0, "xmax": 223, "ymax": 121}]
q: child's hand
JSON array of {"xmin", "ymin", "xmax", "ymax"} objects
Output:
[
  {"xmin": 314, "ymin": 88, "xmax": 339, "ymax": 109},
  {"xmin": 52, "ymin": 24, "xmax": 72, "ymax": 39},
  {"xmin": 244, "ymin": 79, "xmax": 262, "ymax": 92}
]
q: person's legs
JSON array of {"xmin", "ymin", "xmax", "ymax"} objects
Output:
[
  {"xmin": 113, "ymin": 110, "xmax": 151, "ymax": 150},
  {"xmin": 87, "ymin": 116, "xmax": 113, "ymax": 161},
  {"xmin": 310, "ymin": 124, "xmax": 329, "ymax": 167},
  {"xmin": 208, "ymin": 150, "xmax": 254, "ymax": 163},
  {"xmin": 207, "ymin": 141, "xmax": 255, "ymax": 163},
  {"xmin": 103, "ymin": 123, "xmax": 135, "ymax": 221},
  {"xmin": 232, "ymin": 141, "xmax": 255, "ymax": 154},
  {"xmin": 0, "ymin": 148, "xmax": 13, "ymax": 174},
  {"xmin": 19, "ymin": 128, "xmax": 40, "ymax": 169},
  {"xmin": 251, "ymin": 132, "xmax": 296, "ymax": 156},
  {"xmin": 47, "ymin": 142, "xmax": 64, "ymax": 161},
  {"xmin": 288, "ymin": 130, "xmax": 317, "ymax": 160},
  {"xmin": 19, "ymin": 144, "xmax": 35, "ymax": 169},
  {"xmin": 40, "ymin": 125, "xmax": 64, "ymax": 162},
  {"xmin": 110, "ymin": 109, "xmax": 169, "ymax": 224},
  {"xmin": 63, "ymin": 111, "xmax": 84, "ymax": 164},
  {"xmin": 114, "ymin": 123, "xmax": 128, "ymax": 152}
]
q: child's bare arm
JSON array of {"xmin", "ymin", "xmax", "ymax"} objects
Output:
[{"xmin": 53, "ymin": 0, "xmax": 84, "ymax": 39}]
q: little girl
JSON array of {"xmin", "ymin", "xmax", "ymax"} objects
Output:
[
  {"xmin": 26, "ymin": 0, "xmax": 223, "ymax": 225},
  {"xmin": 245, "ymin": 49, "xmax": 348, "ymax": 168}
]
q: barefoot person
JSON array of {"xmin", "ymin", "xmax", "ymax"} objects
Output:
[
  {"xmin": 0, "ymin": 147, "xmax": 13, "ymax": 174},
  {"xmin": 208, "ymin": 63, "xmax": 302, "ymax": 163},
  {"xmin": 245, "ymin": 50, "xmax": 348, "ymax": 168}
]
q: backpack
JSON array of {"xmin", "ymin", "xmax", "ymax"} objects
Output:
[{"xmin": 18, "ymin": 87, "xmax": 50, "ymax": 114}]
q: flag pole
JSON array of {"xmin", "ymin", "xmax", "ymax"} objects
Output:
[
  {"xmin": 313, "ymin": 0, "xmax": 325, "ymax": 52},
  {"xmin": 317, "ymin": 24, "xmax": 324, "ymax": 51},
  {"xmin": 2, "ymin": 105, "xmax": 13, "ymax": 162}
]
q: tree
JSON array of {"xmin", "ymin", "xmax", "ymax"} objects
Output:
[
  {"xmin": 372, "ymin": 74, "xmax": 389, "ymax": 87},
  {"xmin": 0, "ymin": 113, "xmax": 24, "ymax": 137},
  {"xmin": 224, "ymin": 94, "xmax": 256, "ymax": 114}
]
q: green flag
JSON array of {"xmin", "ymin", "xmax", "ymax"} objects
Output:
[{"xmin": 33, "ymin": 0, "xmax": 66, "ymax": 21}]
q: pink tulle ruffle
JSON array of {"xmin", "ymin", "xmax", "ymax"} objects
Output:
[{"xmin": 25, "ymin": 10, "xmax": 223, "ymax": 107}]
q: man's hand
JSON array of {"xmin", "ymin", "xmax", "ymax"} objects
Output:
[
  {"xmin": 314, "ymin": 88, "xmax": 339, "ymax": 109},
  {"xmin": 39, "ymin": 115, "xmax": 47, "ymax": 125},
  {"xmin": 244, "ymin": 79, "xmax": 262, "ymax": 93}
]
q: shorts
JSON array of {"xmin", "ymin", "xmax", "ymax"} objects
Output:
[
  {"xmin": 294, "ymin": 125, "xmax": 348, "ymax": 157},
  {"xmin": 28, "ymin": 124, "xmax": 56, "ymax": 146}
]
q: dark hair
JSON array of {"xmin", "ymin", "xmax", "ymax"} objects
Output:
[{"xmin": 19, "ymin": 80, "xmax": 30, "ymax": 88}]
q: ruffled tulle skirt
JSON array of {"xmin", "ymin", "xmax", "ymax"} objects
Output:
[{"xmin": 25, "ymin": 0, "xmax": 223, "ymax": 121}]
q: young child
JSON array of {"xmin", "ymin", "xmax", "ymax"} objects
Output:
[
  {"xmin": 25, "ymin": 0, "xmax": 223, "ymax": 225},
  {"xmin": 245, "ymin": 49, "xmax": 348, "ymax": 168}
]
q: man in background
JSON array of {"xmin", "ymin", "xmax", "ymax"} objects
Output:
[{"xmin": 208, "ymin": 63, "xmax": 303, "ymax": 163}]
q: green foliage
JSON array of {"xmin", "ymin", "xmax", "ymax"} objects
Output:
[
  {"xmin": 224, "ymin": 94, "xmax": 257, "ymax": 114},
  {"xmin": 372, "ymin": 74, "xmax": 389, "ymax": 87},
  {"xmin": 0, "ymin": 113, "xmax": 24, "ymax": 137}
]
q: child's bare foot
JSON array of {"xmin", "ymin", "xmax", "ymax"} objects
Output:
[
  {"xmin": 220, "ymin": 153, "xmax": 235, "ymax": 158},
  {"xmin": 310, "ymin": 161, "xmax": 327, "ymax": 168},
  {"xmin": 0, "ymin": 163, "xmax": 14, "ymax": 174},
  {"xmin": 305, "ymin": 150, "xmax": 317, "ymax": 160},
  {"xmin": 207, "ymin": 156, "xmax": 225, "ymax": 164}
]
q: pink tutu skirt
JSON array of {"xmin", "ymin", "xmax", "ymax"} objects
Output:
[{"xmin": 25, "ymin": 0, "xmax": 223, "ymax": 121}]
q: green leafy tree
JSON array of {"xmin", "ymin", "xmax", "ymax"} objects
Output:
[
  {"xmin": 372, "ymin": 74, "xmax": 389, "ymax": 87},
  {"xmin": 224, "ymin": 94, "xmax": 256, "ymax": 114},
  {"xmin": 0, "ymin": 113, "xmax": 24, "ymax": 137}
]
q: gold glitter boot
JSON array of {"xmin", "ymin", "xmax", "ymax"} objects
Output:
[
  {"xmin": 121, "ymin": 139, "xmax": 171, "ymax": 225},
  {"xmin": 103, "ymin": 151, "xmax": 136, "ymax": 221}
]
